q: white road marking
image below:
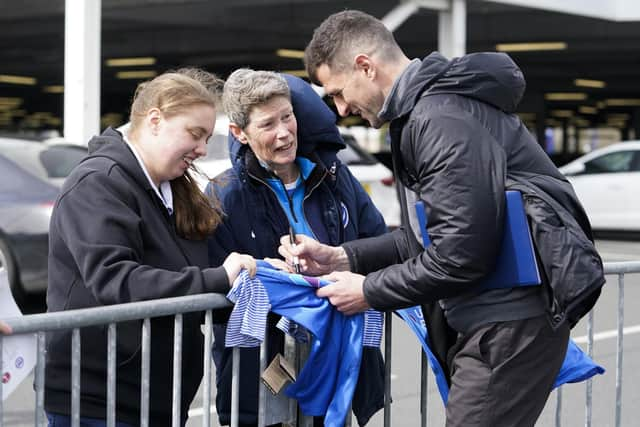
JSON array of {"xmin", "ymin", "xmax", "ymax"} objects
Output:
[
  {"xmin": 188, "ymin": 404, "xmax": 217, "ymax": 418},
  {"xmin": 599, "ymin": 251, "xmax": 640, "ymax": 261},
  {"xmin": 573, "ymin": 324, "xmax": 640, "ymax": 344}
]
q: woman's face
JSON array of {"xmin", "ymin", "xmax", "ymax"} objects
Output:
[
  {"xmin": 141, "ymin": 103, "xmax": 216, "ymax": 185},
  {"xmin": 233, "ymin": 96, "xmax": 297, "ymax": 173}
]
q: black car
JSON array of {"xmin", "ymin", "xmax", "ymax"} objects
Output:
[{"xmin": 0, "ymin": 137, "xmax": 86, "ymax": 303}]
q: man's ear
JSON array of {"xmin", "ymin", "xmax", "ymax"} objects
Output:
[
  {"xmin": 354, "ymin": 54, "xmax": 375, "ymax": 79},
  {"xmin": 229, "ymin": 123, "xmax": 249, "ymax": 144}
]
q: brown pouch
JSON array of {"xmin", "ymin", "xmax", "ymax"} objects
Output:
[{"xmin": 260, "ymin": 353, "xmax": 296, "ymax": 395}]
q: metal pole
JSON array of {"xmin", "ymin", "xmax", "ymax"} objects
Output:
[
  {"xmin": 140, "ymin": 319, "xmax": 151, "ymax": 427},
  {"xmin": 420, "ymin": 351, "xmax": 428, "ymax": 427},
  {"xmin": 384, "ymin": 312, "xmax": 392, "ymax": 427},
  {"xmin": 615, "ymin": 273, "xmax": 624, "ymax": 427},
  {"xmin": 107, "ymin": 324, "xmax": 117, "ymax": 427},
  {"xmin": 202, "ymin": 311, "xmax": 213, "ymax": 427},
  {"xmin": 258, "ymin": 334, "xmax": 268, "ymax": 427},
  {"xmin": 63, "ymin": 0, "xmax": 101, "ymax": 143},
  {"xmin": 231, "ymin": 347, "xmax": 240, "ymax": 427},
  {"xmin": 555, "ymin": 387, "xmax": 562, "ymax": 427},
  {"xmin": 71, "ymin": 328, "xmax": 81, "ymax": 427},
  {"xmin": 438, "ymin": 0, "xmax": 467, "ymax": 58},
  {"xmin": 35, "ymin": 332, "xmax": 46, "ymax": 427},
  {"xmin": 585, "ymin": 310, "xmax": 594, "ymax": 427},
  {"xmin": 172, "ymin": 314, "xmax": 183, "ymax": 427}
]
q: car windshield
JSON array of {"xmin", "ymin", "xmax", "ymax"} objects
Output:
[{"xmin": 0, "ymin": 139, "xmax": 86, "ymax": 182}]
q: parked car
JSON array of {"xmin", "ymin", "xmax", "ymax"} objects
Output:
[
  {"xmin": 0, "ymin": 137, "xmax": 87, "ymax": 302},
  {"xmin": 192, "ymin": 118, "xmax": 401, "ymax": 228},
  {"xmin": 559, "ymin": 140, "xmax": 640, "ymax": 231}
]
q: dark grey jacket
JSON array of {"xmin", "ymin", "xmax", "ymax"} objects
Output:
[{"xmin": 343, "ymin": 52, "xmax": 603, "ymax": 332}]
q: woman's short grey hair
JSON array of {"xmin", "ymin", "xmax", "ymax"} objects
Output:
[{"xmin": 222, "ymin": 69, "xmax": 290, "ymax": 129}]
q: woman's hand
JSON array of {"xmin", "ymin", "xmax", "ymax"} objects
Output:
[
  {"xmin": 0, "ymin": 321, "xmax": 12, "ymax": 335},
  {"xmin": 263, "ymin": 257, "xmax": 292, "ymax": 272},
  {"xmin": 222, "ymin": 252, "xmax": 257, "ymax": 285}
]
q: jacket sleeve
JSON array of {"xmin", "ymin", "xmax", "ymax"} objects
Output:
[
  {"xmin": 343, "ymin": 227, "xmax": 413, "ymax": 274},
  {"xmin": 362, "ymin": 107, "xmax": 507, "ymax": 310},
  {"xmin": 52, "ymin": 170, "xmax": 229, "ymax": 305}
]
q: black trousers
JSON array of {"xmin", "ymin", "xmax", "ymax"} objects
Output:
[{"xmin": 445, "ymin": 315, "xmax": 569, "ymax": 427}]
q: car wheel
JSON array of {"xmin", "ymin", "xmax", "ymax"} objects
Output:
[{"xmin": 0, "ymin": 237, "xmax": 24, "ymax": 306}]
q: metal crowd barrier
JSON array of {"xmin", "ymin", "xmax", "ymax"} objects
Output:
[
  {"xmin": 0, "ymin": 293, "xmax": 232, "ymax": 427},
  {"xmin": 2, "ymin": 260, "xmax": 640, "ymax": 427}
]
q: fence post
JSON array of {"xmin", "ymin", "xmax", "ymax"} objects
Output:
[
  {"xmin": 202, "ymin": 311, "xmax": 213, "ymax": 427},
  {"xmin": 140, "ymin": 319, "xmax": 151, "ymax": 427},
  {"xmin": 585, "ymin": 310, "xmax": 594, "ymax": 427},
  {"xmin": 384, "ymin": 311, "xmax": 392, "ymax": 427},
  {"xmin": 615, "ymin": 273, "xmax": 624, "ymax": 427},
  {"xmin": 420, "ymin": 351, "xmax": 428, "ymax": 427},
  {"xmin": 172, "ymin": 315, "xmax": 183, "ymax": 427},
  {"xmin": 107, "ymin": 323, "xmax": 117, "ymax": 427},
  {"xmin": 71, "ymin": 328, "xmax": 81, "ymax": 427}
]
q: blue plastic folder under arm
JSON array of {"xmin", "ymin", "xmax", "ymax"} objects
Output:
[
  {"xmin": 414, "ymin": 190, "xmax": 541, "ymax": 290},
  {"xmin": 399, "ymin": 190, "xmax": 604, "ymax": 405}
]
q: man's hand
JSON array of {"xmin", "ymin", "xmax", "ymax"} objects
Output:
[
  {"xmin": 316, "ymin": 271, "xmax": 370, "ymax": 315},
  {"xmin": 278, "ymin": 234, "xmax": 350, "ymax": 276}
]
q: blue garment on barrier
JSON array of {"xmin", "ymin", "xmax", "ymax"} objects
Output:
[
  {"xmin": 276, "ymin": 309, "xmax": 382, "ymax": 347},
  {"xmin": 225, "ymin": 261, "xmax": 365, "ymax": 427},
  {"xmin": 396, "ymin": 305, "xmax": 605, "ymax": 405}
]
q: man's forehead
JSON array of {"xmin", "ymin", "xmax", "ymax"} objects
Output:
[
  {"xmin": 317, "ymin": 64, "xmax": 349, "ymax": 96},
  {"xmin": 316, "ymin": 64, "xmax": 343, "ymax": 86}
]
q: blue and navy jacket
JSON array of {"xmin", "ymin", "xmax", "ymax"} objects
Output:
[
  {"xmin": 205, "ymin": 74, "xmax": 388, "ymax": 426},
  {"xmin": 206, "ymin": 74, "xmax": 387, "ymax": 266}
]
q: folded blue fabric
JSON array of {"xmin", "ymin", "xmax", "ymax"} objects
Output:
[
  {"xmin": 225, "ymin": 261, "xmax": 362, "ymax": 426},
  {"xmin": 396, "ymin": 306, "xmax": 605, "ymax": 404}
]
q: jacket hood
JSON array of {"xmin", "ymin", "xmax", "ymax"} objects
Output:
[
  {"xmin": 228, "ymin": 73, "xmax": 345, "ymax": 173},
  {"xmin": 399, "ymin": 51, "xmax": 526, "ymax": 116},
  {"xmin": 84, "ymin": 127, "xmax": 151, "ymax": 190},
  {"xmin": 87, "ymin": 127, "xmax": 126, "ymax": 158}
]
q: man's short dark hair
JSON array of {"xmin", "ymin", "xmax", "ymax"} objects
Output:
[{"xmin": 304, "ymin": 10, "xmax": 402, "ymax": 85}]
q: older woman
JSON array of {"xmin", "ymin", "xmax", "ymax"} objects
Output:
[{"xmin": 206, "ymin": 70, "xmax": 386, "ymax": 426}]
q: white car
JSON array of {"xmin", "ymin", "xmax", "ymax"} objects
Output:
[
  {"xmin": 559, "ymin": 141, "xmax": 640, "ymax": 231},
  {"xmin": 193, "ymin": 118, "xmax": 401, "ymax": 228}
]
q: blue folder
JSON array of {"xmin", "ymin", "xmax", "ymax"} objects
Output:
[{"xmin": 415, "ymin": 190, "xmax": 541, "ymax": 290}]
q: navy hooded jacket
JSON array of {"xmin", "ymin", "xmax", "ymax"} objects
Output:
[
  {"xmin": 206, "ymin": 74, "xmax": 387, "ymax": 265},
  {"xmin": 205, "ymin": 74, "xmax": 388, "ymax": 426}
]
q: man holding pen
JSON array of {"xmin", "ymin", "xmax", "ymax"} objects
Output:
[{"xmin": 279, "ymin": 9, "xmax": 604, "ymax": 427}]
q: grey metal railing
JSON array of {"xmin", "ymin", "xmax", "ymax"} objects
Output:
[
  {"xmin": 0, "ymin": 293, "xmax": 232, "ymax": 427},
  {"xmin": 0, "ymin": 290, "xmax": 370, "ymax": 427},
  {"xmin": 413, "ymin": 260, "xmax": 640, "ymax": 427},
  {"xmin": 2, "ymin": 260, "xmax": 638, "ymax": 427}
]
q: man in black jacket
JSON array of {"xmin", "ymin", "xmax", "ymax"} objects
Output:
[{"xmin": 279, "ymin": 10, "xmax": 604, "ymax": 427}]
